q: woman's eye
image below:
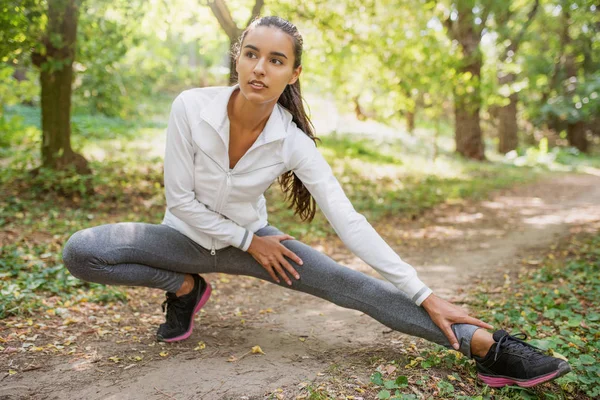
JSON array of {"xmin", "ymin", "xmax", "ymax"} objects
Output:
[
  {"xmin": 245, "ymin": 51, "xmax": 256, "ymax": 58},
  {"xmin": 271, "ymin": 59, "xmax": 283, "ymax": 65}
]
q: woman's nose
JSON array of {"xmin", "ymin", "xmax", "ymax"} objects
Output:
[{"xmin": 253, "ymin": 58, "xmax": 266, "ymax": 76}]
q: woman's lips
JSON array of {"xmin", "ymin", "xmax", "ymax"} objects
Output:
[{"xmin": 249, "ymin": 81, "xmax": 267, "ymax": 90}]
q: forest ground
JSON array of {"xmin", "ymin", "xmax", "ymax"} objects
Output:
[{"xmin": 2, "ymin": 171, "xmax": 599, "ymax": 400}]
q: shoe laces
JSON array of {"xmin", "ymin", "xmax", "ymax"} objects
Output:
[
  {"xmin": 494, "ymin": 332, "xmax": 547, "ymax": 362},
  {"xmin": 161, "ymin": 293, "xmax": 186, "ymax": 327}
]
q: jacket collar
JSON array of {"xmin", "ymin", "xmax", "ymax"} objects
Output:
[{"xmin": 198, "ymin": 84, "xmax": 294, "ymax": 150}]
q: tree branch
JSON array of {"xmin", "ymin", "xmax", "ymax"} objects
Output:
[
  {"xmin": 245, "ymin": 0, "xmax": 264, "ymax": 28},
  {"xmin": 508, "ymin": 0, "xmax": 540, "ymax": 54},
  {"xmin": 207, "ymin": 0, "xmax": 239, "ymax": 40}
]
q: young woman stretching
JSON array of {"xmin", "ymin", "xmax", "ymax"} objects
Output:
[{"xmin": 62, "ymin": 16, "xmax": 571, "ymax": 388}]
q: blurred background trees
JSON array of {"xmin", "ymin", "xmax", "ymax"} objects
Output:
[{"xmin": 1, "ymin": 0, "xmax": 598, "ymax": 174}]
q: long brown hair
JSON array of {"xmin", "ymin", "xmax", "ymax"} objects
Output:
[{"xmin": 233, "ymin": 16, "xmax": 320, "ymax": 222}]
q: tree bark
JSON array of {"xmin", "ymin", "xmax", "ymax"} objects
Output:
[
  {"xmin": 562, "ymin": 5, "xmax": 589, "ymax": 152},
  {"xmin": 498, "ymin": 77, "xmax": 519, "ymax": 154},
  {"xmin": 453, "ymin": 50, "xmax": 485, "ymax": 160},
  {"xmin": 406, "ymin": 111, "xmax": 415, "ymax": 134},
  {"xmin": 445, "ymin": 1, "xmax": 487, "ymax": 160},
  {"xmin": 32, "ymin": 0, "xmax": 90, "ymax": 174},
  {"xmin": 567, "ymin": 121, "xmax": 588, "ymax": 152},
  {"xmin": 454, "ymin": 88, "xmax": 485, "ymax": 159},
  {"xmin": 495, "ymin": 1, "xmax": 539, "ymax": 154}
]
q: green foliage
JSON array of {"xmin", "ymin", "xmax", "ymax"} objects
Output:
[
  {"xmin": 266, "ymin": 132, "xmax": 540, "ymax": 239},
  {"xmin": 0, "ymin": 0, "xmax": 44, "ymax": 61},
  {"xmin": 540, "ymin": 72, "xmax": 600, "ymax": 124},
  {"xmin": 73, "ymin": 0, "xmax": 147, "ymax": 117},
  {"xmin": 473, "ymin": 235, "xmax": 600, "ymax": 398},
  {"xmin": 0, "ymin": 243, "xmax": 127, "ymax": 318},
  {"xmin": 369, "ymin": 350, "xmax": 471, "ymax": 398},
  {"xmin": 519, "ymin": 0, "xmax": 600, "ymax": 130},
  {"xmin": 370, "ymin": 233, "xmax": 600, "ymax": 399}
]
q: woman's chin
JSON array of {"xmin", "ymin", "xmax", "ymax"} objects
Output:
[{"xmin": 239, "ymin": 87, "xmax": 278, "ymax": 105}]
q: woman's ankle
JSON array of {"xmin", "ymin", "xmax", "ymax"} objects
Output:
[
  {"xmin": 471, "ymin": 328, "xmax": 495, "ymax": 358},
  {"xmin": 175, "ymin": 274, "xmax": 195, "ymax": 297}
]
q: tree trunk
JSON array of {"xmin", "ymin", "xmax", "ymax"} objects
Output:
[
  {"xmin": 495, "ymin": 0, "xmax": 539, "ymax": 154},
  {"xmin": 498, "ymin": 92, "xmax": 519, "ymax": 154},
  {"xmin": 453, "ymin": 56, "xmax": 485, "ymax": 160},
  {"xmin": 562, "ymin": 4, "xmax": 589, "ymax": 152},
  {"xmin": 445, "ymin": 1, "xmax": 487, "ymax": 160},
  {"xmin": 454, "ymin": 95, "xmax": 485, "ymax": 160},
  {"xmin": 33, "ymin": 0, "xmax": 90, "ymax": 174},
  {"xmin": 354, "ymin": 96, "xmax": 367, "ymax": 121},
  {"xmin": 567, "ymin": 121, "xmax": 588, "ymax": 152},
  {"xmin": 406, "ymin": 111, "xmax": 415, "ymax": 134}
]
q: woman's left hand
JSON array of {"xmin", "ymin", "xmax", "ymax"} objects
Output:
[{"xmin": 421, "ymin": 293, "xmax": 493, "ymax": 350}]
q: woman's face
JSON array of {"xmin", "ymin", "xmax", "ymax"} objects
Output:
[{"xmin": 235, "ymin": 26, "xmax": 302, "ymax": 105}]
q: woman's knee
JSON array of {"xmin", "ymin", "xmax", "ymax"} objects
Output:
[{"xmin": 62, "ymin": 228, "xmax": 98, "ymax": 280}]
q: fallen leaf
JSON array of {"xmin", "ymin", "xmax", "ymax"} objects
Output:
[
  {"xmin": 63, "ymin": 318, "xmax": 78, "ymax": 326},
  {"xmin": 108, "ymin": 356, "xmax": 121, "ymax": 363},
  {"xmin": 194, "ymin": 341, "xmax": 206, "ymax": 351},
  {"xmin": 8, "ymin": 369, "xmax": 17, "ymax": 375},
  {"xmin": 251, "ymin": 345, "xmax": 265, "ymax": 355},
  {"xmin": 159, "ymin": 351, "xmax": 168, "ymax": 357},
  {"xmin": 549, "ymin": 349, "xmax": 569, "ymax": 362}
]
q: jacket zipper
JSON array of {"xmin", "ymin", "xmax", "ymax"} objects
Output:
[{"xmin": 197, "ymin": 144, "xmax": 284, "ymax": 255}]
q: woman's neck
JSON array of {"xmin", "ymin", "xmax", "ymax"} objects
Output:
[{"xmin": 227, "ymin": 88, "xmax": 275, "ymax": 135}]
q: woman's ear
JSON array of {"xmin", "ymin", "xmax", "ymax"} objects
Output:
[{"xmin": 288, "ymin": 65, "xmax": 302, "ymax": 85}]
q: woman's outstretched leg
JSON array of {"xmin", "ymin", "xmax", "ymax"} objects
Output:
[
  {"xmin": 221, "ymin": 225, "xmax": 571, "ymax": 387},
  {"xmin": 218, "ymin": 225, "xmax": 479, "ymax": 357}
]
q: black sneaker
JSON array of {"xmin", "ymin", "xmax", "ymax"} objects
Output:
[
  {"xmin": 474, "ymin": 330, "xmax": 571, "ymax": 388},
  {"xmin": 156, "ymin": 275, "xmax": 212, "ymax": 342}
]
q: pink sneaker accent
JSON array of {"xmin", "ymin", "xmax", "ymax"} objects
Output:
[
  {"xmin": 162, "ymin": 281, "xmax": 212, "ymax": 343},
  {"xmin": 478, "ymin": 370, "xmax": 560, "ymax": 388}
]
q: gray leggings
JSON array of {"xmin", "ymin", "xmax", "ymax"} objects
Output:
[{"xmin": 62, "ymin": 222, "xmax": 478, "ymax": 357}]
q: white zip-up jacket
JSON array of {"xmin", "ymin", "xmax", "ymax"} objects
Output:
[{"xmin": 161, "ymin": 84, "xmax": 433, "ymax": 305}]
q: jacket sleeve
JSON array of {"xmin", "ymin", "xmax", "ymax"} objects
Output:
[
  {"xmin": 285, "ymin": 132, "xmax": 432, "ymax": 305},
  {"xmin": 164, "ymin": 93, "xmax": 252, "ymax": 251}
]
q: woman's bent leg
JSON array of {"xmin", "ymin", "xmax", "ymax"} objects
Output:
[
  {"xmin": 219, "ymin": 225, "xmax": 479, "ymax": 357},
  {"xmin": 62, "ymin": 222, "xmax": 215, "ymax": 293}
]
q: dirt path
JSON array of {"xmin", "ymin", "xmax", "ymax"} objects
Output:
[{"xmin": 3, "ymin": 172, "xmax": 600, "ymax": 400}]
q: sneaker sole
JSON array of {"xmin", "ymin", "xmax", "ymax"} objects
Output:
[
  {"xmin": 158, "ymin": 280, "xmax": 212, "ymax": 343},
  {"xmin": 478, "ymin": 361, "xmax": 571, "ymax": 388}
]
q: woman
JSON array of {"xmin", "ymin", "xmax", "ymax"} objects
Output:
[{"xmin": 62, "ymin": 16, "xmax": 570, "ymax": 388}]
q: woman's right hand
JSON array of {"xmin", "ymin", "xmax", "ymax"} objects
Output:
[
  {"xmin": 421, "ymin": 293, "xmax": 493, "ymax": 350},
  {"xmin": 247, "ymin": 234, "xmax": 303, "ymax": 285}
]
